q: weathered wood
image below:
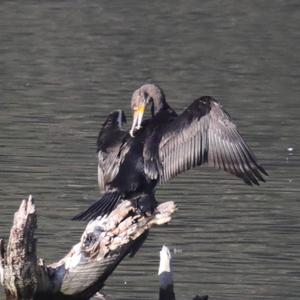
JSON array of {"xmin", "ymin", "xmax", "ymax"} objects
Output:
[
  {"xmin": 0, "ymin": 196, "xmax": 176, "ymax": 300},
  {"xmin": 1, "ymin": 196, "xmax": 39, "ymax": 300}
]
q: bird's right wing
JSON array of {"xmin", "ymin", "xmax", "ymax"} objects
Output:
[
  {"xmin": 158, "ymin": 96, "xmax": 267, "ymax": 185},
  {"xmin": 96, "ymin": 110, "xmax": 128, "ymax": 191},
  {"xmin": 97, "ymin": 140, "xmax": 131, "ymax": 192},
  {"xmin": 97, "ymin": 155, "xmax": 105, "ymax": 191}
]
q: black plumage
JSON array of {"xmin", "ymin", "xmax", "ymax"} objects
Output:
[
  {"xmin": 157, "ymin": 96, "xmax": 267, "ymax": 185},
  {"xmin": 129, "ymin": 84, "xmax": 267, "ymax": 185},
  {"xmin": 73, "ymin": 109, "xmax": 158, "ymax": 220},
  {"xmin": 73, "ymin": 84, "xmax": 267, "ymax": 221},
  {"xmin": 96, "ymin": 110, "xmax": 127, "ymax": 192}
]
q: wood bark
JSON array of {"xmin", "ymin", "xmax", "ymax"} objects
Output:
[{"xmin": 0, "ymin": 195, "xmax": 176, "ymax": 300}]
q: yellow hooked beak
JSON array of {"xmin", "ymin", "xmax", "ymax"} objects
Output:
[{"xmin": 130, "ymin": 103, "xmax": 145, "ymax": 137}]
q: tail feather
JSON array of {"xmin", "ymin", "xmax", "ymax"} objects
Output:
[{"xmin": 72, "ymin": 192, "xmax": 122, "ymax": 221}]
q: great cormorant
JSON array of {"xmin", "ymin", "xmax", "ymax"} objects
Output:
[
  {"xmin": 129, "ymin": 84, "xmax": 267, "ymax": 185},
  {"xmin": 73, "ymin": 84, "xmax": 267, "ymax": 221}
]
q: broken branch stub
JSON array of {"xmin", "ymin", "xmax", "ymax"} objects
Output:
[{"xmin": 1, "ymin": 195, "xmax": 41, "ymax": 299}]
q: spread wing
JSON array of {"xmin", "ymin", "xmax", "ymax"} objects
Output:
[
  {"xmin": 98, "ymin": 133, "xmax": 130, "ymax": 191},
  {"xmin": 97, "ymin": 110, "xmax": 128, "ymax": 191},
  {"xmin": 158, "ymin": 96, "xmax": 268, "ymax": 185}
]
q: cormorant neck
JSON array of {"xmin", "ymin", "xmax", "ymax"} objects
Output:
[{"xmin": 151, "ymin": 93, "xmax": 169, "ymax": 116}]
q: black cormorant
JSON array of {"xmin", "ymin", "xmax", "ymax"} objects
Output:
[
  {"xmin": 129, "ymin": 84, "xmax": 267, "ymax": 185},
  {"xmin": 73, "ymin": 84, "xmax": 267, "ymax": 221}
]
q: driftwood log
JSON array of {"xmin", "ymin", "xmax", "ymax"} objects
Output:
[{"xmin": 0, "ymin": 195, "xmax": 176, "ymax": 300}]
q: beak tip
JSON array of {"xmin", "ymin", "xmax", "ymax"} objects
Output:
[{"xmin": 129, "ymin": 129, "xmax": 135, "ymax": 138}]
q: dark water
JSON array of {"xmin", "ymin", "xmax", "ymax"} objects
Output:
[{"xmin": 1, "ymin": 1, "xmax": 300, "ymax": 299}]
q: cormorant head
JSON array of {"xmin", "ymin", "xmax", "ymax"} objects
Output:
[{"xmin": 130, "ymin": 84, "xmax": 166, "ymax": 137}]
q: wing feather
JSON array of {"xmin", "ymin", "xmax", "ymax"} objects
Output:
[
  {"xmin": 159, "ymin": 96, "xmax": 267, "ymax": 185},
  {"xmin": 97, "ymin": 110, "xmax": 128, "ymax": 191}
]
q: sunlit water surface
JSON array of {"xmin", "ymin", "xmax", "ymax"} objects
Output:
[{"xmin": 1, "ymin": 1, "xmax": 300, "ymax": 299}]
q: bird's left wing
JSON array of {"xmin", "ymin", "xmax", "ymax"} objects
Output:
[{"xmin": 158, "ymin": 96, "xmax": 267, "ymax": 185}]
